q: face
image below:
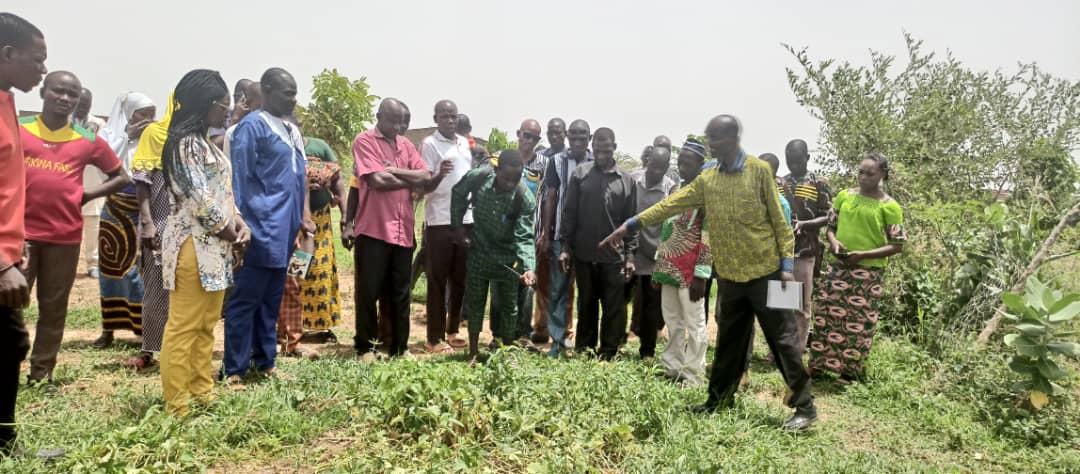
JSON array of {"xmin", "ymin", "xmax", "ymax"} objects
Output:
[
  {"xmin": 130, "ymin": 106, "xmax": 156, "ymax": 124},
  {"xmin": 434, "ymin": 103, "xmax": 458, "ymax": 137},
  {"xmin": 495, "ymin": 160, "xmax": 524, "ymax": 190},
  {"xmin": 207, "ymin": 94, "xmax": 231, "ymax": 129},
  {"xmin": 645, "ymin": 151, "xmax": 670, "ymax": 182},
  {"xmin": 263, "ymin": 75, "xmax": 298, "ymax": 117},
  {"xmin": 567, "ymin": 124, "xmax": 590, "ymax": 154},
  {"xmin": 677, "ymin": 150, "xmax": 703, "ymax": 183},
  {"xmin": 706, "ymin": 123, "xmax": 739, "ymax": 158},
  {"xmin": 517, "ymin": 122, "xmax": 542, "ymax": 153},
  {"xmin": 592, "ymin": 135, "xmax": 616, "ymax": 168},
  {"xmin": 786, "ymin": 149, "xmax": 809, "ymax": 176},
  {"xmin": 547, "ymin": 121, "xmax": 566, "ymax": 148},
  {"xmin": 74, "ymin": 91, "xmax": 91, "ymax": 118},
  {"xmin": 1, "ymin": 36, "xmax": 48, "ymax": 93},
  {"xmin": 40, "ymin": 74, "xmax": 81, "ymax": 118},
  {"xmin": 857, "ymin": 158, "xmax": 884, "ymax": 191},
  {"xmin": 377, "ymin": 106, "xmax": 406, "ymax": 139}
]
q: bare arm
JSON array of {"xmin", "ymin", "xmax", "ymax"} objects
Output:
[
  {"xmin": 83, "ymin": 168, "xmax": 131, "ymax": 204},
  {"xmin": 365, "ymin": 171, "xmax": 413, "ymax": 191}
]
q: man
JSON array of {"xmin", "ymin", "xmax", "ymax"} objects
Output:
[
  {"xmin": 211, "ymin": 78, "xmax": 252, "ymax": 148},
  {"xmin": 343, "ymin": 98, "xmax": 450, "ymax": 360},
  {"xmin": 224, "ymin": 68, "xmax": 311, "ymax": 385},
  {"xmin": 507, "ymin": 118, "xmax": 546, "ymax": 342},
  {"xmin": 75, "ymin": 87, "xmax": 107, "ymax": 278},
  {"xmin": 22, "ymin": 71, "xmax": 129, "ymax": 385},
  {"xmin": 601, "ymin": 115, "xmax": 816, "ymax": 431},
  {"xmin": 559, "ymin": 127, "xmax": 637, "ymax": 360},
  {"xmin": 419, "ymin": 100, "xmax": 472, "ymax": 353},
  {"xmin": 782, "ymin": 139, "xmax": 831, "ymax": 353},
  {"xmin": 629, "ymin": 145, "xmax": 653, "ymax": 181},
  {"xmin": 530, "ymin": 117, "xmax": 567, "ymax": 344},
  {"xmin": 653, "ymin": 135, "xmax": 680, "ymax": 183},
  {"xmin": 760, "ymin": 153, "xmax": 792, "ymax": 224},
  {"xmin": 654, "ymin": 139, "xmax": 712, "ymax": 386},
  {"xmin": 0, "ymin": 12, "xmax": 56, "ymax": 458},
  {"xmin": 222, "ymin": 81, "xmax": 261, "ymax": 157},
  {"xmin": 631, "ymin": 146, "xmax": 677, "ymax": 360},
  {"xmin": 450, "ymin": 149, "xmax": 537, "ymax": 360},
  {"xmin": 539, "ymin": 119, "xmax": 592, "ymax": 355}
]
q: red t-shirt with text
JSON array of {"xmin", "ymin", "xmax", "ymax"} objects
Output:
[{"xmin": 20, "ymin": 116, "xmax": 121, "ymax": 245}]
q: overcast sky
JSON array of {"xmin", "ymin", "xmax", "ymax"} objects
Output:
[{"xmin": 11, "ymin": 0, "xmax": 1079, "ymax": 173}]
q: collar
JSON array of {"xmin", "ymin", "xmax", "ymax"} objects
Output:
[
  {"xmin": 701, "ymin": 149, "xmax": 746, "ymax": 173},
  {"xmin": 639, "ymin": 175, "xmax": 670, "ymax": 191},
  {"xmin": 432, "ymin": 130, "xmax": 461, "ymax": 144},
  {"xmin": 23, "ymin": 115, "xmax": 84, "ymax": 143}
]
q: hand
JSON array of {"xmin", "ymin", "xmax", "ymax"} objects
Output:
[
  {"xmin": 126, "ymin": 119, "xmax": 152, "ymax": 140},
  {"xmin": 0, "ymin": 265, "xmax": 30, "ymax": 308},
  {"xmin": 341, "ymin": 221, "xmax": 356, "ymax": 250},
  {"xmin": 20, "ymin": 243, "xmax": 28, "ymax": 270},
  {"xmin": 830, "ymin": 238, "xmax": 845, "ymax": 256},
  {"xmin": 331, "ymin": 195, "xmax": 341, "ymax": 208},
  {"xmin": 536, "ymin": 231, "xmax": 550, "ymax": 255},
  {"xmin": 780, "ymin": 271, "xmax": 795, "ymax": 290},
  {"xmin": 437, "ymin": 160, "xmax": 454, "ymax": 178},
  {"xmin": 520, "ymin": 270, "xmax": 537, "ymax": 287},
  {"xmin": 309, "ymin": 181, "xmax": 324, "ymax": 192},
  {"xmin": 841, "ymin": 251, "xmax": 864, "ymax": 267},
  {"xmin": 217, "ymin": 220, "xmax": 239, "ymax": 242},
  {"xmin": 650, "ymin": 279, "xmax": 661, "ymax": 290},
  {"xmin": 689, "ymin": 277, "xmax": 707, "ymax": 302},
  {"xmin": 559, "ymin": 250, "xmax": 571, "ymax": 274},
  {"xmin": 234, "ymin": 218, "xmax": 251, "ymax": 247},
  {"xmin": 302, "ymin": 219, "xmax": 316, "ymax": 234},
  {"xmin": 452, "ymin": 227, "xmax": 471, "ymax": 247},
  {"xmin": 623, "ymin": 261, "xmax": 635, "ymax": 282},
  {"xmin": 793, "ymin": 220, "xmax": 805, "ymax": 236},
  {"xmin": 139, "ymin": 220, "xmax": 157, "ymax": 254},
  {"xmin": 598, "ymin": 224, "xmax": 629, "ymax": 252}
]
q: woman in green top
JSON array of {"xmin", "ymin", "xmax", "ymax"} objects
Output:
[{"xmin": 808, "ymin": 153, "xmax": 906, "ymax": 382}]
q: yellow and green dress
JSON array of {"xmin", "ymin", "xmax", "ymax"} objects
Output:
[{"xmin": 300, "ymin": 137, "xmax": 342, "ymax": 330}]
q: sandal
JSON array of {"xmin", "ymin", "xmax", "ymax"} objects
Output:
[
  {"xmin": 446, "ymin": 334, "xmax": 467, "ymax": 348},
  {"xmin": 289, "ymin": 346, "xmax": 319, "ymax": 360},
  {"xmin": 92, "ymin": 332, "xmax": 114, "ymax": 349},
  {"xmin": 424, "ymin": 342, "xmax": 455, "ymax": 354},
  {"xmin": 123, "ymin": 352, "xmax": 155, "ymax": 370},
  {"xmin": 225, "ymin": 375, "xmax": 247, "ymax": 391}
]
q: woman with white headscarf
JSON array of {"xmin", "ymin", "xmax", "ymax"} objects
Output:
[{"xmin": 91, "ymin": 92, "xmax": 156, "ymax": 363}]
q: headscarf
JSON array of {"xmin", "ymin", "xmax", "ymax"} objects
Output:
[
  {"xmin": 99, "ymin": 92, "xmax": 154, "ymax": 170},
  {"xmin": 131, "ymin": 91, "xmax": 176, "ymax": 172}
]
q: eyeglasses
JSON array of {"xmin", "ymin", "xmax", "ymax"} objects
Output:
[
  {"xmin": 520, "ymin": 131, "xmax": 541, "ymax": 141},
  {"xmin": 212, "ymin": 100, "xmax": 230, "ymax": 111}
]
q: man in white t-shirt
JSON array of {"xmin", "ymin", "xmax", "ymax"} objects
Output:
[{"xmin": 419, "ymin": 99, "xmax": 472, "ymax": 353}]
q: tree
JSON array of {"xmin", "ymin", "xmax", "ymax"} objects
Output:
[
  {"xmin": 300, "ymin": 68, "xmax": 378, "ymax": 171},
  {"xmin": 486, "ymin": 128, "xmax": 515, "ymax": 153}
]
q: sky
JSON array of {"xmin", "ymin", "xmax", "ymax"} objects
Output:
[{"xmin": 11, "ymin": 0, "xmax": 1080, "ymax": 173}]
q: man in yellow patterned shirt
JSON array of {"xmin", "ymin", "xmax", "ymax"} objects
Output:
[{"xmin": 601, "ymin": 115, "xmax": 816, "ymax": 431}]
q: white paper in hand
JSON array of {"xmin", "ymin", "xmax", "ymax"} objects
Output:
[{"xmin": 766, "ymin": 280, "xmax": 803, "ymax": 311}]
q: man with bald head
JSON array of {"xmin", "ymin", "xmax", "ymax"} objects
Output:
[
  {"xmin": 224, "ymin": 67, "xmax": 312, "ymax": 383},
  {"xmin": 344, "ymin": 98, "xmax": 449, "ymax": 360},
  {"xmin": 418, "ymin": 99, "xmax": 471, "ymax": 353},
  {"xmin": 781, "ymin": 139, "xmax": 831, "ymax": 354},
  {"xmin": 21, "ymin": 70, "xmax": 129, "ymax": 384},
  {"xmin": 601, "ymin": 115, "xmax": 816, "ymax": 430}
]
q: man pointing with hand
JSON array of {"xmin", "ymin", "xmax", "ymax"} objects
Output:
[{"xmin": 599, "ymin": 115, "xmax": 817, "ymax": 431}]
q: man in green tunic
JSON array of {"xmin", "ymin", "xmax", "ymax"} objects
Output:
[{"xmin": 450, "ymin": 150, "xmax": 537, "ymax": 361}]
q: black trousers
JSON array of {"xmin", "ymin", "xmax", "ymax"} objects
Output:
[
  {"xmin": 354, "ymin": 236, "xmax": 413, "ymax": 356},
  {"xmin": 635, "ymin": 275, "xmax": 664, "ymax": 358},
  {"xmin": 514, "ymin": 283, "xmax": 534, "ymax": 339},
  {"xmin": 0, "ymin": 304, "xmax": 29, "ymax": 451},
  {"xmin": 706, "ymin": 271, "xmax": 813, "ymax": 410},
  {"xmin": 574, "ymin": 259, "xmax": 626, "ymax": 358}
]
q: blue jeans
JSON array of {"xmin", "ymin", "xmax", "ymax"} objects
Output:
[{"xmin": 548, "ymin": 241, "xmax": 572, "ymax": 355}]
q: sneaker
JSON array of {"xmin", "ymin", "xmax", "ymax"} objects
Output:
[{"xmin": 224, "ymin": 375, "xmax": 246, "ymax": 391}]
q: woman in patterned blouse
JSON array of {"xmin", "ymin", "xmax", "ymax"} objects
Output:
[{"xmin": 158, "ymin": 70, "xmax": 250, "ymax": 416}]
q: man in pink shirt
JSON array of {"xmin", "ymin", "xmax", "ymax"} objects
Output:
[{"xmin": 343, "ymin": 98, "xmax": 450, "ymax": 360}]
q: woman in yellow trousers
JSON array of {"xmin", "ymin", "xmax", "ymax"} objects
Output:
[{"xmin": 157, "ymin": 69, "xmax": 249, "ymax": 416}]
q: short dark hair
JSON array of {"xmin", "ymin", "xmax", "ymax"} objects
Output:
[
  {"xmin": 0, "ymin": 13, "xmax": 43, "ymax": 49},
  {"xmin": 864, "ymin": 152, "xmax": 890, "ymax": 180},
  {"xmin": 260, "ymin": 67, "xmax": 293, "ymax": 89},
  {"xmin": 593, "ymin": 127, "xmax": 615, "ymax": 142},
  {"xmin": 498, "ymin": 149, "xmax": 523, "ymax": 167}
]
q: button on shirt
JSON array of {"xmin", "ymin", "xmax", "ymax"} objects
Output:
[
  {"xmin": 633, "ymin": 173, "xmax": 677, "ymax": 275},
  {"xmin": 421, "ymin": 131, "xmax": 473, "ymax": 226},
  {"xmin": 352, "ymin": 128, "xmax": 427, "ymax": 248},
  {"xmin": 559, "ymin": 161, "xmax": 638, "ymax": 264}
]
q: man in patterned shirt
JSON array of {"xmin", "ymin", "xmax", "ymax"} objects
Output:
[
  {"xmin": 601, "ymin": 115, "xmax": 816, "ymax": 431},
  {"xmin": 450, "ymin": 150, "xmax": 536, "ymax": 361},
  {"xmin": 783, "ymin": 139, "xmax": 831, "ymax": 353}
]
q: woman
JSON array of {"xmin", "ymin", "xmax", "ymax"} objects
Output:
[
  {"xmin": 808, "ymin": 153, "xmax": 905, "ymax": 383},
  {"xmin": 295, "ymin": 126, "xmax": 345, "ymax": 340},
  {"xmin": 159, "ymin": 70, "xmax": 249, "ymax": 416},
  {"xmin": 92, "ymin": 92, "xmax": 156, "ymax": 353},
  {"xmin": 127, "ymin": 91, "xmax": 176, "ymax": 369}
]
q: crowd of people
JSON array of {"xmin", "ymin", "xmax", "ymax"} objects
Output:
[{"xmin": 0, "ymin": 11, "xmax": 909, "ymax": 457}]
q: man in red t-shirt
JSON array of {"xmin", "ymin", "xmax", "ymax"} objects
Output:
[
  {"xmin": 0, "ymin": 12, "xmax": 49, "ymax": 457},
  {"xmin": 21, "ymin": 70, "xmax": 129, "ymax": 384}
]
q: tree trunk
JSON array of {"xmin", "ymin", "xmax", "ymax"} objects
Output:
[{"xmin": 976, "ymin": 199, "xmax": 1080, "ymax": 346}]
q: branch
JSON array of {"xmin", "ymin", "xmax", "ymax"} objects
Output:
[{"xmin": 976, "ymin": 199, "xmax": 1080, "ymax": 346}]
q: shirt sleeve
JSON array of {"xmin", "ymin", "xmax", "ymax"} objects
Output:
[
  {"xmin": 760, "ymin": 167, "xmax": 795, "ymax": 273},
  {"xmin": 420, "ymin": 138, "xmax": 439, "ymax": 172},
  {"xmin": 816, "ymin": 178, "xmax": 833, "ymax": 217},
  {"xmin": 634, "ymin": 171, "xmax": 707, "ymax": 229},
  {"xmin": 828, "ymin": 189, "xmax": 847, "ymax": 231},
  {"xmin": 558, "ymin": 169, "xmax": 582, "ymax": 252},
  {"xmin": 91, "ymin": 138, "xmax": 123, "ymax": 174},
  {"xmin": 883, "ymin": 200, "xmax": 907, "ymax": 244},
  {"xmin": 228, "ymin": 120, "xmax": 258, "ymax": 213},
  {"xmin": 450, "ymin": 169, "xmax": 482, "ymax": 227},
  {"xmin": 180, "ymin": 137, "xmax": 229, "ymax": 233},
  {"xmin": 623, "ymin": 174, "xmax": 639, "ymax": 257},
  {"xmin": 352, "ymin": 134, "xmax": 385, "ymax": 179},
  {"xmin": 312, "ymin": 139, "xmax": 337, "ymax": 162},
  {"xmin": 515, "ymin": 191, "xmax": 537, "ymax": 272}
]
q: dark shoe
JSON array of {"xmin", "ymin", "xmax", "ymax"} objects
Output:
[
  {"xmin": 782, "ymin": 406, "xmax": 818, "ymax": 431},
  {"xmin": 529, "ymin": 332, "xmax": 550, "ymax": 344},
  {"xmin": 92, "ymin": 331, "xmax": 114, "ymax": 349},
  {"xmin": 689, "ymin": 403, "xmax": 719, "ymax": 414}
]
